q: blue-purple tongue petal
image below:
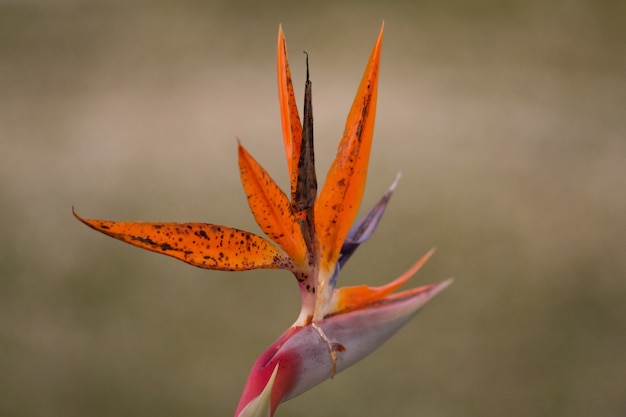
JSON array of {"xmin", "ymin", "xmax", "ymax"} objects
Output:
[{"xmin": 338, "ymin": 172, "xmax": 401, "ymax": 268}]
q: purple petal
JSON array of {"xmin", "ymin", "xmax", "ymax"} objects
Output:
[{"xmin": 339, "ymin": 172, "xmax": 401, "ymax": 268}]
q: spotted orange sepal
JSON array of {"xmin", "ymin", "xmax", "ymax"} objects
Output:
[
  {"xmin": 277, "ymin": 24, "xmax": 303, "ymax": 203},
  {"xmin": 73, "ymin": 208, "xmax": 294, "ymax": 271},
  {"xmin": 238, "ymin": 141, "xmax": 308, "ymax": 271},
  {"xmin": 315, "ymin": 22, "xmax": 384, "ymax": 273}
]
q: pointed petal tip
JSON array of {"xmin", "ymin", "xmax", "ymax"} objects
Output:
[
  {"xmin": 436, "ymin": 277, "xmax": 454, "ymax": 292},
  {"xmin": 376, "ymin": 21, "xmax": 384, "ymax": 45},
  {"xmin": 72, "ymin": 206, "xmax": 84, "ymax": 221},
  {"xmin": 390, "ymin": 171, "xmax": 402, "ymax": 190},
  {"xmin": 73, "ymin": 207, "xmax": 99, "ymax": 232},
  {"xmin": 277, "ymin": 25, "xmax": 285, "ymax": 44},
  {"xmin": 72, "ymin": 207, "xmax": 97, "ymax": 229},
  {"xmin": 236, "ymin": 362, "xmax": 280, "ymax": 417},
  {"xmin": 390, "ymin": 247, "xmax": 436, "ymax": 288}
]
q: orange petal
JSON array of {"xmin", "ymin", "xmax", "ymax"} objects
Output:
[
  {"xmin": 73, "ymin": 209, "xmax": 294, "ymax": 271},
  {"xmin": 332, "ymin": 247, "xmax": 434, "ymax": 314},
  {"xmin": 277, "ymin": 25, "xmax": 303, "ymax": 201},
  {"xmin": 315, "ymin": 23, "xmax": 384, "ymax": 272},
  {"xmin": 238, "ymin": 142, "xmax": 307, "ymax": 269}
]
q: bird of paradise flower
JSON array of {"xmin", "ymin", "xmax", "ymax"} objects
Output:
[{"xmin": 74, "ymin": 23, "xmax": 452, "ymax": 417}]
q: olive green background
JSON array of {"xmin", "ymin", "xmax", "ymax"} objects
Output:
[{"xmin": 1, "ymin": 1, "xmax": 624, "ymax": 416}]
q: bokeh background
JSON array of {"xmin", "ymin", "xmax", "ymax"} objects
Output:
[{"xmin": 1, "ymin": 1, "xmax": 625, "ymax": 416}]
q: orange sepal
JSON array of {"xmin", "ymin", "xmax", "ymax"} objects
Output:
[
  {"xmin": 238, "ymin": 142, "xmax": 307, "ymax": 269},
  {"xmin": 73, "ymin": 209, "xmax": 294, "ymax": 271},
  {"xmin": 277, "ymin": 24, "xmax": 303, "ymax": 201},
  {"xmin": 315, "ymin": 23, "xmax": 384, "ymax": 271},
  {"xmin": 331, "ymin": 247, "xmax": 434, "ymax": 314}
]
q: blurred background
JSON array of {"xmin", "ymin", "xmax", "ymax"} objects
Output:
[{"xmin": 1, "ymin": 1, "xmax": 625, "ymax": 416}]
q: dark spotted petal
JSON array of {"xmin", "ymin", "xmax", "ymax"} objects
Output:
[{"xmin": 73, "ymin": 209, "xmax": 293, "ymax": 271}]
